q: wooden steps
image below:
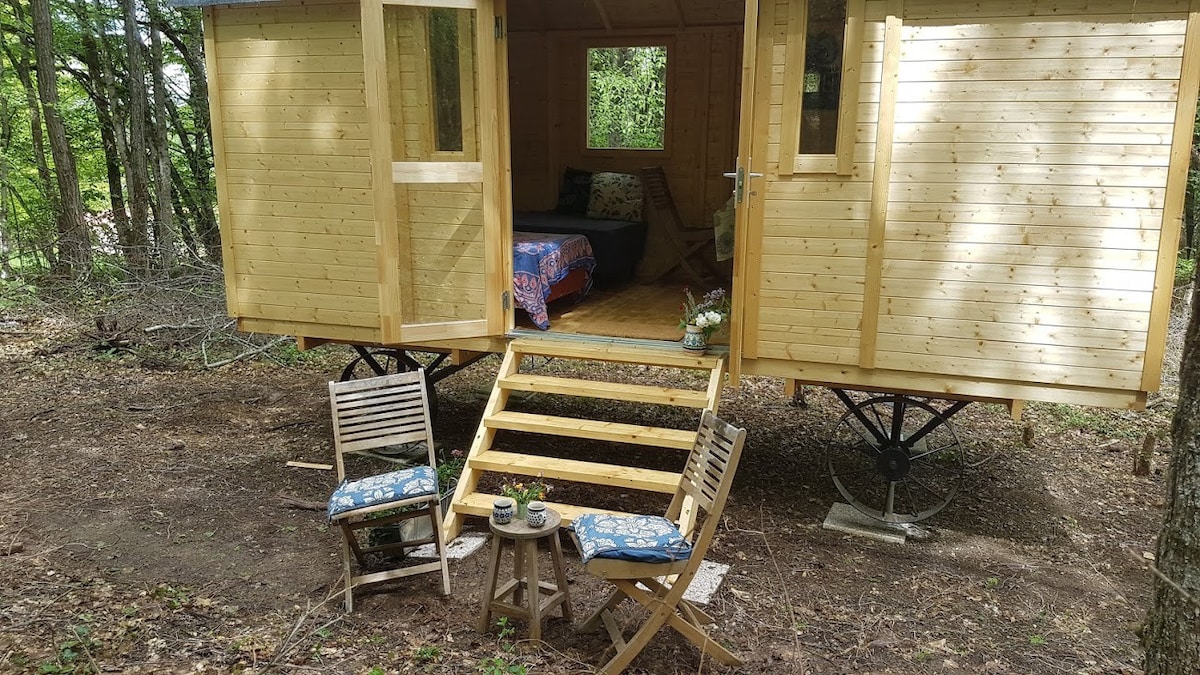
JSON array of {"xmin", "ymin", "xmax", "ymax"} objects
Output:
[
  {"xmin": 467, "ymin": 451, "xmax": 681, "ymax": 492},
  {"xmin": 443, "ymin": 336, "xmax": 726, "ymax": 541},
  {"xmin": 484, "ymin": 411, "xmax": 698, "ymax": 449},
  {"xmin": 455, "ymin": 492, "xmax": 624, "ymax": 525},
  {"xmin": 499, "ymin": 374, "xmax": 710, "ymax": 407}
]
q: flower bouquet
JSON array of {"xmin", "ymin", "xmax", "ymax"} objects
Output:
[
  {"xmin": 501, "ymin": 477, "xmax": 551, "ymax": 519},
  {"xmin": 679, "ymin": 288, "xmax": 731, "ymax": 351}
]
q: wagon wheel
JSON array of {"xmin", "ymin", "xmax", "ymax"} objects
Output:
[
  {"xmin": 827, "ymin": 394, "xmax": 965, "ymax": 524},
  {"xmin": 339, "ymin": 348, "xmax": 438, "ymax": 420}
]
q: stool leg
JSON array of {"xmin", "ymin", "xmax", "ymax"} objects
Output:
[
  {"xmin": 477, "ymin": 535, "xmax": 504, "ymax": 633},
  {"xmin": 548, "ymin": 532, "xmax": 573, "ymax": 623},
  {"xmin": 525, "ymin": 539, "xmax": 542, "ymax": 641},
  {"xmin": 512, "ymin": 540, "xmax": 526, "ymax": 607}
]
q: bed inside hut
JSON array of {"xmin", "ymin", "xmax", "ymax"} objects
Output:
[{"xmin": 500, "ymin": 0, "xmax": 747, "ymax": 342}]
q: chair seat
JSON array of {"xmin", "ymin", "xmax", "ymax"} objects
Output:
[
  {"xmin": 328, "ymin": 464, "xmax": 437, "ymax": 520},
  {"xmin": 573, "ymin": 513, "xmax": 692, "ymax": 564}
]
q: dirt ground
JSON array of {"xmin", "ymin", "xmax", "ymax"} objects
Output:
[{"xmin": 0, "ymin": 298, "xmax": 1185, "ymax": 674}]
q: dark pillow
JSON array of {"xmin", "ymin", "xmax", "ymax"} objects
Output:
[{"xmin": 555, "ymin": 167, "xmax": 593, "ymax": 215}]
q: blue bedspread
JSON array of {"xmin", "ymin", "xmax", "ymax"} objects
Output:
[{"xmin": 513, "ymin": 231, "xmax": 595, "ymax": 329}]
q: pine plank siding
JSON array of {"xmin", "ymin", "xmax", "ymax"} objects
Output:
[
  {"xmin": 744, "ymin": 0, "xmax": 1193, "ymax": 407},
  {"xmin": 207, "ymin": 0, "xmax": 381, "ymax": 341}
]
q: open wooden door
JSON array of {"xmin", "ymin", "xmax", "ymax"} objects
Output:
[
  {"xmin": 361, "ymin": 0, "xmax": 512, "ymax": 345},
  {"xmin": 727, "ymin": 0, "xmax": 762, "ymax": 382}
]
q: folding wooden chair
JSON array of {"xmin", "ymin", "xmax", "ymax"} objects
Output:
[
  {"xmin": 326, "ymin": 371, "xmax": 451, "ymax": 612},
  {"xmin": 571, "ymin": 410, "xmax": 747, "ymax": 674},
  {"xmin": 640, "ymin": 165, "xmax": 725, "ymax": 286}
]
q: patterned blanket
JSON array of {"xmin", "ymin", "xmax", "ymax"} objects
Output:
[{"xmin": 513, "ymin": 232, "xmax": 596, "ymax": 329}]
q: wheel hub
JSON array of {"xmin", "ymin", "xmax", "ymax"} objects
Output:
[{"xmin": 876, "ymin": 447, "xmax": 911, "ymax": 481}]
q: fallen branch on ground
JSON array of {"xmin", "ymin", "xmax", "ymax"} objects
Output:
[{"xmin": 205, "ymin": 336, "xmax": 291, "ymax": 368}]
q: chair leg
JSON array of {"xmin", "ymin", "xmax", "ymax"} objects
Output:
[
  {"xmin": 431, "ymin": 503, "xmax": 451, "ymax": 596},
  {"xmin": 662, "ymin": 610, "xmax": 742, "ymax": 666},
  {"xmin": 548, "ymin": 533, "xmax": 573, "ymax": 623},
  {"xmin": 621, "ymin": 579, "xmax": 741, "ymax": 667},
  {"xmin": 581, "ymin": 587, "xmax": 627, "ymax": 633},
  {"xmin": 339, "ymin": 531, "xmax": 355, "ymax": 613},
  {"xmin": 339, "ymin": 519, "xmax": 366, "ymax": 565},
  {"xmin": 596, "ymin": 592, "xmax": 672, "ymax": 675}
]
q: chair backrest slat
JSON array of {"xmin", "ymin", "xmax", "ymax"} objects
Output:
[
  {"xmin": 667, "ymin": 410, "xmax": 746, "ymax": 549},
  {"xmin": 328, "ymin": 371, "xmax": 436, "ymax": 481}
]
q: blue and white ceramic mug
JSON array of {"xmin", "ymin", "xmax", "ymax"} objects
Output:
[
  {"xmin": 526, "ymin": 501, "xmax": 547, "ymax": 528},
  {"xmin": 493, "ymin": 497, "xmax": 515, "ymax": 524}
]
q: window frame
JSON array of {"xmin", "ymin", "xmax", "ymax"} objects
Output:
[
  {"xmin": 778, "ymin": 0, "xmax": 865, "ymax": 176},
  {"xmin": 579, "ymin": 35, "xmax": 675, "ymax": 158}
]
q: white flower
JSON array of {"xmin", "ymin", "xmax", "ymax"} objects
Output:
[
  {"xmin": 705, "ymin": 311, "xmax": 723, "ymax": 325},
  {"xmin": 694, "ymin": 314, "xmax": 710, "ymax": 328}
]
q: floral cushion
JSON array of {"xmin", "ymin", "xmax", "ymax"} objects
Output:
[
  {"xmin": 327, "ymin": 465, "xmax": 436, "ymax": 520},
  {"xmin": 572, "ymin": 513, "xmax": 692, "ymax": 564},
  {"xmin": 586, "ymin": 172, "xmax": 643, "ymax": 222}
]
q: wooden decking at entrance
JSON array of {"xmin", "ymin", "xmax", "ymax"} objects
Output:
[
  {"xmin": 517, "ymin": 282, "xmax": 730, "ymax": 345},
  {"xmin": 443, "ymin": 336, "xmax": 726, "ymax": 541}
]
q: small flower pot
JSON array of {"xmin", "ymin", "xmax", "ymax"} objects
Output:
[{"xmin": 682, "ymin": 323, "xmax": 708, "ymax": 353}]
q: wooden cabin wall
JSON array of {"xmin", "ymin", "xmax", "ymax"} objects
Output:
[
  {"xmin": 207, "ymin": 0, "xmax": 382, "ymax": 343},
  {"xmin": 507, "ymin": 24, "xmax": 743, "ymax": 246},
  {"xmin": 745, "ymin": 0, "xmax": 1194, "ymax": 407},
  {"xmin": 385, "ymin": 7, "xmax": 487, "ymax": 325}
]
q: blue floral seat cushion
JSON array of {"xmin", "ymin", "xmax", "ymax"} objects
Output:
[
  {"xmin": 572, "ymin": 513, "xmax": 693, "ymax": 564},
  {"xmin": 327, "ymin": 465, "xmax": 437, "ymax": 520}
]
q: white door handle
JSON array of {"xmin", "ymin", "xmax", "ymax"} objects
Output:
[{"xmin": 723, "ymin": 168, "xmax": 761, "ymax": 203}]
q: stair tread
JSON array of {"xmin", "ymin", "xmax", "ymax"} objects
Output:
[
  {"xmin": 454, "ymin": 492, "xmax": 634, "ymax": 525},
  {"xmin": 510, "ymin": 337, "xmax": 724, "ymax": 369},
  {"xmin": 499, "ymin": 373, "xmax": 710, "ymax": 407},
  {"xmin": 485, "ymin": 411, "xmax": 697, "ymax": 449},
  {"xmin": 468, "ymin": 451, "xmax": 681, "ymax": 493}
]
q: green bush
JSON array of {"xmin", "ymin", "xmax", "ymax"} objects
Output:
[{"xmin": 1176, "ymin": 253, "xmax": 1196, "ymax": 287}]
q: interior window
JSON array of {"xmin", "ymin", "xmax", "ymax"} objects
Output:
[
  {"xmin": 799, "ymin": 0, "xmax": 846, "ymax": 155},
  {"xmin": 586, "ymin": 45, "xmax": 668, "ymax": 151}
]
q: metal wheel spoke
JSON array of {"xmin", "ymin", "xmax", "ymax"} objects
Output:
[{"xmin": 829, "ymin": 394, "xmax": 966, "ymax": 524}]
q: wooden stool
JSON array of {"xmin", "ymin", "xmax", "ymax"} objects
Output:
[{"xmin": 478, "ymin": 508, "xmax": 573, "ymax": 641}]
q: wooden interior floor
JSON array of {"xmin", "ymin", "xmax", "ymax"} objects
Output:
[{"xmin": 515, "ymin": 282, "xmax": 730, "ymax": 344}]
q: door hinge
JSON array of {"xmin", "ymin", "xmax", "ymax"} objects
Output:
[
  {"xmin": 502, "ymin": 290, "xmax": 510, "ymax": 310},
  {"xmin": 495, "ymin": 16, "xmax": 505, "ymax": 39}
]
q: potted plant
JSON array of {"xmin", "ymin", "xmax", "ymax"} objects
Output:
[
  {"xmin": 500, "ymin": 476, "xmax": 552, "ymax": 520},
  {"xmin": 679, "ymin": 287, "xmax": 730, "ymax": 353},
  {"xmin": 368, "ymin": 448, "xmax": 466, "ymax": 548}
]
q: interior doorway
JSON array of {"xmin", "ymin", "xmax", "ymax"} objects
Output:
[{"xmin": 502, "ymin": 0, "xmax": 746, "ymax": 343}]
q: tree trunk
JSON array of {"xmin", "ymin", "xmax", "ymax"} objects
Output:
[
  {"xmin": 74, "ymin": 0, "xmax": 145, "ymax": 271},
  {"xmin": 163, "ymin": 9, "xmax": 220, "ymax": 261},
  {"xmin": 1144, "ymin": 281, "xmax": 1200, "ymax": 671},
  {"xmin": 122, "ymin": 0, "xmax": 153, "ymax": 273},
  {"xmin": 0, "ymin": 48, "xmax": 12, "ymax": 279},
  {"xmin": 30, "ymin": 0, "xmax": 92, "ymax": 278},
  {"xmin": 147, "ymin": 0, "xmax": 175, "ymax": 271}
]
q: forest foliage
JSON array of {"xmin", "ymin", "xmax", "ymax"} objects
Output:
[{"xmin": 1, "ymin": 0, "xmax": 216, "ymax": 284}]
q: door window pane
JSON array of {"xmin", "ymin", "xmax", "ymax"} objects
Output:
[{"xmin": 430, "ymin": 8, "xmax": 464, "ymax": 152}]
